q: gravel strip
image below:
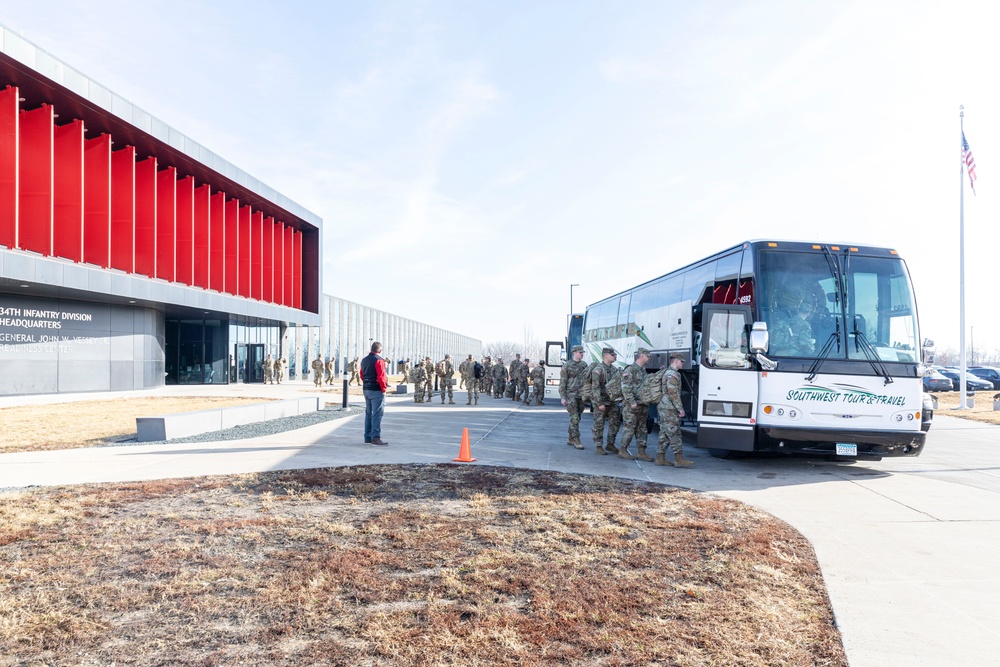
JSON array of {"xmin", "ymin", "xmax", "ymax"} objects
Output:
[{"xmin": 97, "ymin": 406, "xmax": 363, "ymax": 447}]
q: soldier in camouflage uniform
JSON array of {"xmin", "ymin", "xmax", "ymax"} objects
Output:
[
  {"xmin": 347, "ymin": 357, "xmax": 361, "ymax": 386},
  {"xmin": 463, "ymin": 355, "xmax": 480, "ymax": 405},
  {"xmin": 591, "ymin": 347, "xmax": 623, "ymax": 455},
  {"xmin": 422, "ymin": 357, "xmax": 435, "ymax": 402},
  {"xmin": 618, "ymin": 347, "xmax": 653, "ymax": 461},
  {"xmin": 527, "ymin": 361, "xmax": 546, "ymax": 405},
  {"xmin": 516, "ymin": 359, "xmax": 531, "ymax": 404},
  {"xmin": 508, "ymin": 354, "xmax": 523, "ymax": 401},
  {"xmin": 273, "ymin": 356, "xmax": 284, "ymax": 384},
  {"xmin": 400, "ymin": 358, "xmax": 411, "ymax": 384},
  {"xmin": 492, "ymin": 359, "xmax": 507, "ymax": 398},
  {"xmin": 559, "ymin": 345, "xmax": 589, "ymax": 449},
  {"xmin": 325, "ymin": 358, "xmax": 335, "ymax": 385},
  {"xmin": 458, "ymin": 356, "xmax": 470, "ymax": 390},
  {"xmin": 656, "ymin": 352, "xmax": 693, "ymax": 467},
  {"xmin": 769, "ymin": 289, "xmax": 816, "ymax": 357},
  {"xmin": 481, "ymin": 357, "xmax": 493, "ymax": 396},
  {"xmin": 437, "ymin": 354, "xmax": 456, "ymax": 404},
  {"xmin": 311, "ymin": 355, "xmax": 325, "ymax": 388},
  {"xmin": 263, "ymin": 354, "xmax": 274, "ymax": 384},
  {"xmin": 410, "ymin": 362, "xmax": 426, "ymax": 403}
]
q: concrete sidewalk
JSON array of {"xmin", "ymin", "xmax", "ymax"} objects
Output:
[{"xmin": 1, "ymin": 384, "xmax": 998, "ymax": 666}]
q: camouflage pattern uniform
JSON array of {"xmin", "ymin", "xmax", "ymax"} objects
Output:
[
  {"xmin": 410, "ymin": 363, "xmax": 426, "ymax": 402},
  {"xmin": 618, "ymin": 347, "xmax": 652, "ymax": 460},
  {"xmin": 591, "ymin": 350, "xmax": 623, "ymax": 454},
  {"xmin": 423, "ymin": 358, "xmax": 435, "ymax": 402},
  {"xmin": 508, "ymin": 356, "xmax": 523, "ymax": 401},
  {"xmin": 492, "ymin": 360, "xmax": 507, "ymax": 398},
  {"xmin": 400, "ymin": 358, "xmax": 411, "ymax": 384},
  {"xmin": 463, "ymin": 355, "xmax": 479, "ymax": 405},
  {"xmin": 325, "ymin": 359, "xmax": 335, "ymax": 385},
  {"xmin": 458, "ymin": 357, "xmax": 470, "ymax": 389},
  {"xmin": 273, "ymin": 357, "xmax": 284, "ymax": 384},
  {"xmin": 437, "ymin": 355, "xmax": 455, "ymax": 404},
  {"xmin": 516, "ymin": 360, "xmax": 531, "ymax": 403},
  {"xmin": 347, "ymin": 357, "xmax": 360, "ymax": 386},
  {"xmin": 559, "ymin": 346, "xmax": 589, "ymax": 449},
  {"xmin": 481, "ymin": 357, "xmax": 493, "ymax": 396},
  {"xmin": 656, "ymin": 355, "xmax": 693, "ymax": 467},
  {"xmin": 263, "ymin": 355, "xmax": 274, "ymax": 384},
  {"xmin": 528, "ymin": 364, "xmax": 546, "ymax": 405},
  {"xmin": 311, "ymin": 356, "xmax": 325, "ymax": 388}
]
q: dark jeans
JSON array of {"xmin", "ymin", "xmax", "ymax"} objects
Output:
[{"xmin": 363, "ymin": 388, "xmax": 385, "ymax": 440}]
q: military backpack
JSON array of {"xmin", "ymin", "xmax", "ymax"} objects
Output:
[{"xmin": 636, "ymin": 368, "xmax": 666, "ymax": 405}]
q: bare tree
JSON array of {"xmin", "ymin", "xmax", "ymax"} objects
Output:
[
  {"xmin": 521, "ymin": 323, "xmax": 544, "ymax": 363},
  {"xmin": 483, "ymin": 341, "xmax": 521, "ymax": 364}
]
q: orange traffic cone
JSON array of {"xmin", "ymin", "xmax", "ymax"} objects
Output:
[{"xmin": 453, "ymin": 427, "xmax": 477, "ymax": 462}]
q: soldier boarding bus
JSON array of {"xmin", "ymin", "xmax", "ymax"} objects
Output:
[
  {"xmin": 544, "ymin": 314, "xmax": 584, "ymax": 400},
  {"xmin": 579, "ymin": 240, "xmax": 931, "ymax": 461}
]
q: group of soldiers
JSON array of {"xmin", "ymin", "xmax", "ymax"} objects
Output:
[
  {"xmin": 262, "ymin": 354, "xmax": 286, "ymax": 384},
  {"xmin": 403, "ymin": 353, "xmax": 546, "ymax": 406},
  {"xmin": 558, "ymin": 345, "xmax": 694, "ymax": 468}
]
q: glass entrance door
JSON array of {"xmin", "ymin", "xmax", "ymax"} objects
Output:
[{"xmin": 234, "ymin": 343, "xmax": 266, "ymax": 383}]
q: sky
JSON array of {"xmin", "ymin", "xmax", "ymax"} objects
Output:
[{"xmin": 3, "ymin": 1, "xmax": 998, "ymax": 356}]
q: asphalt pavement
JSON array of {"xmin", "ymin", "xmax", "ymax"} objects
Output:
[{"xmin": 1, "ymin": 381, "xmax": 998, "ymax": 666}]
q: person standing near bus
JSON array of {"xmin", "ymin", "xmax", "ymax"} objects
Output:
[
  {"xmin": 591, "ymin": 347, "xmax": 623, "ymax": 455},
  {"xmin": 618, "ymin": 347, "xmax": 653, "ymax": 461},
  {"xmin": 656, "ymin": 352, "xmax": 694, "ymax": 467},
  {"xmin": 559, "ymin": 345, "xmax": 589, "ymax": 449},
  {"xmin": 528, "ymin": 361, "xmax": 546, "ymax": 405}
]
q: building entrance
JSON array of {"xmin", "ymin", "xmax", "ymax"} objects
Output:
[{"xmin": 234, "ymin": 343, "xmax": 265, "ymax": 383}]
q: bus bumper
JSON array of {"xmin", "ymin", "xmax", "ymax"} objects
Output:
[{"xmin": 757, "ymin": 426, "xmax": 926, "ymax": 459}]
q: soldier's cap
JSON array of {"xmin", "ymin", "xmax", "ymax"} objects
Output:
[
  {"xmin": 602, "ymin": 347, "xmax": 617, "ymax": 356},
  {"xmin": 571, "ymin": 345, "xmax": 584, "ymax": 353},
  {"xmin": 636, "ymin": 347, "xmax": 651, "ymax": 356}
]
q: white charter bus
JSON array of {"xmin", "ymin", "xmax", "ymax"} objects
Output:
[{"xmin": 581, "ymin": 240, "xmax": 930, "ymax": 460}]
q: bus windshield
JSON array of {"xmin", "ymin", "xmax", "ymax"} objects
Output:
[{"xmin": 759, "ymin": 250, "xmax": 918, "ymax": 363}]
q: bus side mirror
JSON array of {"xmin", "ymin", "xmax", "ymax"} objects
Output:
[
  {"xmin": 922, "ymin": 338, "xmax": 935, "ymax": 365},
  {"xmin": 749, "ymin": 321, "xmax": 769, "ymax": 354}
]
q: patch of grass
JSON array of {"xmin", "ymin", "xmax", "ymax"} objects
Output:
[
  {"xmin": 0, "ymin": 397, "xmax": 275, "ymax": 453},
  {"xmin": 930, "ymin": 390, "xmax": 1000, "ymax": 425},
  {"xmin": 0, "ymin": 464, "xmax": 846, "ymax": 666}
]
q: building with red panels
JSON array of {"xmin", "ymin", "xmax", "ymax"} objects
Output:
[{"xmin": 0, "ymin": 27, "xmax": 321, "ymax": 395}]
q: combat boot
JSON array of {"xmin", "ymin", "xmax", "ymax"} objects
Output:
[
  {"xmin": 655, "ymin": 452, "xmax": 672, "ymax": 466},
  {"xmin": 618, "ymin": 445, "xmax": 635, "ymax": 460},
  {"xmin": 635, "ymin": 446, "xmax": 654, "ymax": 462},
  {"xmin": 595, "ymin": 443, "xmax": 607, "ymax": 455},
  {"xmin": 674, "ymin": 451, "xmax": 694, "ymax": 468},
  {"xmin": 604, "ymin": 441, "xmax": 619, "ymax": 454},
  {"xmin": 572, "ymin": 437, "xmax": 584, "ymax": 450}
]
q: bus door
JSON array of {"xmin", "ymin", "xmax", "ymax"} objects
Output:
[
  {"xmin": 697, "ymin": 304, "xmax": 757, "ymax": 452},
  {"xmin": 544, "ymin": 340, "xmax": 564, "ymax": 400}
]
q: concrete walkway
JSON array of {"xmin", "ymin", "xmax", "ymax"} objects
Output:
[{"xmin": 2, "ymin": 383, "xmax": 998, "ymax": 666}]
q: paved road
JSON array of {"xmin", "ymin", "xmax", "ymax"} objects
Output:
[{"xmin": 1, "ymin": 385, "xmax": 997, "ymax": 666}]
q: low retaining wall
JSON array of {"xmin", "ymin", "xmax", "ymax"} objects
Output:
[{"xmin": 135, "ymin": 397, "xmax": 321, "ymax": 442}]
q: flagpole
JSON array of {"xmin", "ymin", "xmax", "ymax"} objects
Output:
[{"xmin": 959, "ymin": 106, "xmax": 968, "ymax": 409}]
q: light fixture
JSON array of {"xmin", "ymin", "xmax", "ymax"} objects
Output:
[{"xmin": 20, "ymin": 284, "xmax": 29, "ymax": 288}]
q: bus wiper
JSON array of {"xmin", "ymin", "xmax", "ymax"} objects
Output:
[
  {"xmin": 821, "ymin": 245, "xmax": 843, "ymax": 309},
  {"xmin": 852, "ymin": 319, "xmax": 894, "ymax": 386},
  {"xmin": 806, "ymin": 318, "xmax": 841, "ymax": 382}
]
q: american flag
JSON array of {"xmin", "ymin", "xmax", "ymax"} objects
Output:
[{"xmin": 962, "ymin": 132, "xmax": 977, "ymax": 195}]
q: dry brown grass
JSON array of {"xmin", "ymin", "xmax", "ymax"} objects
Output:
[
  {"xmin": 0, "ymin": 397, "xmax": 274, "ymax": 453},
  {"xmin": 930, "ymin": 390, "xmax": 1000, "ymax": 425},
  {"xmin": 0, "ymin": 465, "xmax": 846, "ymax": 666}
]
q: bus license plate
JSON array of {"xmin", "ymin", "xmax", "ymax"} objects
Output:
[{"xmin": 836, "ymin": 443, "xmax": 857, "ymax": 457}]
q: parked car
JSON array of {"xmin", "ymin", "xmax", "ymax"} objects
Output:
[
  {"xmin": 939, "ymin": 368, "xmax": 992, "ymax": 392},
  {"xmin": 969, "ymin": 366, "xmax": 1000, "ymax": 390},
  {"xmin": 922, "ymin": 370, "xmax": 954, "ymax": 392}
]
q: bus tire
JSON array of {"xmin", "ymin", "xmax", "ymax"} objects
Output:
[{"xmin": 708, "ymin": 448, "xmax": 739, "ymax": 459}]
